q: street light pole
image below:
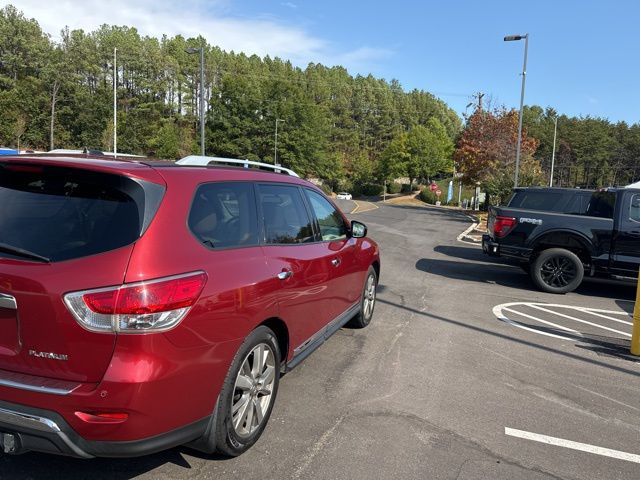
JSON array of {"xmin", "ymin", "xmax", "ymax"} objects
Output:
[
  {"xmin": 274, "ymin": 118, "xmax": 285, "ymax": 166},
  {"xmin": 504, "ymin": 33, "xmax": 529, "ymax": 188},
  {"xmin": 186, "ymin": 46, "xmax": 206, "ymax": 156},
  {"xmin": 550, "ymin": 116, "xmax": 558, "ymax": 187}
]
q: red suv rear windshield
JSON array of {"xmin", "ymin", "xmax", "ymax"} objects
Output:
[{"xmin": 0, "ymin": 163, "xmax": 164, "ymax": 262}]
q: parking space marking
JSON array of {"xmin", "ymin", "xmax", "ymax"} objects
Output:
[
  {"xmin": 575, "ymin": 308, "xmax": 633, "ymax": 326},
  {"xmin": 456, "ymin": 222, "xmax": 480, "ymax": 245},
  {"xmin": 528, "ymin": 304, "xmax": 632, "ymax": 338},
  {"xmin": 505, "ymin": 427, "xmax": 640, "ymax": 464},
  {"xmin": 493, "ymin": 302, "xmax": 632, "ymax": 343},
  {"xmin": 351, "ymin": 200, "xmax": 379, "ymax": 214},
  {"xmin": 502, "ymin": 307, "xmax": 580, "ymax": 333}
]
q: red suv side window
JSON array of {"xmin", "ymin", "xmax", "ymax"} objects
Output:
[
  {"xmin": 188, "ymin": 182, "xmax": 259, "ymax": 249},
  {"xmin": 258, "ymin": 184, "xmax": 316, "ymax": 244},
  {"xmin": 304, "ymin": 189, "xmax": 348, "ymax": 241}
]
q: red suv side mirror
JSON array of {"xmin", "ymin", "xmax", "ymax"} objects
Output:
[{"xmin": 351, "ymin": 220, "xmax": 367, "ymax": 238}]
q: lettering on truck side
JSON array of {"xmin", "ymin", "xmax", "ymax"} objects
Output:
[{"xmin": 519, "ymin": 217, "xmax": 543, "ymax": 225}]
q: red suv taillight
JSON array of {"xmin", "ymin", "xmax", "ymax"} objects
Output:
[
  {"xmin": 493, "ymin": 216, "xmax": 517, "ymax": 238},
  {"xmin": 64, "ymin": 272, "xmax": 207, "ymax": 334}
]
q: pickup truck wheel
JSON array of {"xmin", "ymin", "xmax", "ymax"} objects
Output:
[{"xmin": 530, "ymin": 248, "xmax": 584, "ymax": 294}]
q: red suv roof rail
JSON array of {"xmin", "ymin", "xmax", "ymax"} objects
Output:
[{"xmin": 177, "ymin": 155, "xmax": 299, "ymax": 177}]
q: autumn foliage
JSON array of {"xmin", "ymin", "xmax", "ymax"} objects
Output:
[{"xmin": 454, "ymin": 108, "xmax": 542, "ymax": 193}]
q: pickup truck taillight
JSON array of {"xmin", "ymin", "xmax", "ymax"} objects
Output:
[
  {"xmin": 493, "ymin": 216, "xmax": 517, "ymax": 238},
  {"xmin": 64, "ymin": 272, "xmax": 207, "ymax": 334}
]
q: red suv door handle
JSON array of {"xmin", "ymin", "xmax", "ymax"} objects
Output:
[
  {"xmin": 331, "ymin": 258, "xmax": 341, "ymax": 267},
  {"xmin": 0, "ymin": 293, "xmax": 16, "ymax": 310},
  {"xmin": 277, "ymin": 270, "xmax": 293, "ymax": 280}
]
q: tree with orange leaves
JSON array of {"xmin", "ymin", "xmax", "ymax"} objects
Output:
[{"xmin": 454, "ymin": 108, "xmax": 543, "ymax": 203}]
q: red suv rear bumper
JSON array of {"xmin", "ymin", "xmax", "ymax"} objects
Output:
[
  {"xmin": 0, "ymin": 334, "xmax": 243, "ymax": 456},
  {"xmin": 0, "ymin": 399, "xmax": 210, "ymax": 457}
]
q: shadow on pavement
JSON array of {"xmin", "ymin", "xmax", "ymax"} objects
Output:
[
  {"xmin": 377, "ymin": 297, "xmax": 640, "ymax": 377},
  {"xmin": 496, "ymin": 315, "xmax": 638, "ymax": 363},
  {"xmin": 383, "ymin": 204, "xmax": 472, "ymax": 222},
  {"xmin": 616, "ymin": 298, "xmax": 635, "ymax": 314},
  {"xmin": 434, "ymin": 245, "xmax": 511, "ymax": 264},
  {"xmin": 0, "ymin": 445, "xmax": 228, "ymax": 479},
  {"xmin": 422, "ymin": 244, "xmax": 636, "ymax": 302}
]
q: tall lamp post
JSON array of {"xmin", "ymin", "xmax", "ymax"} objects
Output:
[
  {"xmin": 504, "ymin": 33, "xmax": 529, "ymax": 188},
  {"xmin": 274, "ymin": 118, "xmax": 285, "ymax": 166},
  {"xmin": 186, "ymin": 46, "xmax": 205, "ymax": 156},
  {"xmin": 549, "ymin": 116, "xmax": 558, "ymax": 187}
]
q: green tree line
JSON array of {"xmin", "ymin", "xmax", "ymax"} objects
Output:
[
  {"xmin": 0, "ymin": 4, "xmax": 461, "ymax": 190},
  {"xmin": 2, "ymin": 5, "xmax": 638, "ymax": 193},
  {"xmin": 522, "ymin": 105, "xmax": 640, "ymax": 188}
]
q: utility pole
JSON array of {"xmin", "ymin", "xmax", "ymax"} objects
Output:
[
  {"xmin": 185, "ymin": 46, "xmax": 206, "ymax": 156},
  {"xmin": 476, "ymin": 92, "xmax": 484, "ymax": 111},
  {"xmin": 113, "ymin": 47, "xmax": 117, "ymax": 158},
  {"xmin": 274, "ymin": 118, "xmax": 285, "ymax": 166},
  {"xmin": 199, "ymin": 46, "xmax": 205, "ymax": 156}
]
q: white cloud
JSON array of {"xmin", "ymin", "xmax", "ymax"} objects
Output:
[
  {"xmin": 4, "ymin": 0, "xmax": 392, "ymax": 71},
  {"xmin": 334, "ymin": 46, "xmax": 393, "ymax": 69}
]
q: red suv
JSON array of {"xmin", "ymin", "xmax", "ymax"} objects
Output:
[{"xmin": 0, "ymin": 154, "xmax": 380, "ymax": 458}]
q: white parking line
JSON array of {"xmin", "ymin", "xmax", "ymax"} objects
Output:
[
  {"xmin": 555, "ymin": 305, "xmax": 632, "ymax": 316},
  {"xmin": 505, "ymin": 427, "xmax": 640, "ymax": 464},
  {"xmin": 528, "ymin": 304, "xmax": 632, "ymax": 338},
  {"xmin": 574, "ymin": 308, "xmax": 633, "ymax": 326},
  {"xmin": 502, "ymin": 307, "xmax": 579, "ymax": 333},
  {"xmin": 493, "ymin": 302, "xmax": 632, "ymax": 343},
  {"xmin": 456, "ymin": 221, "xmax": 478, "ymax": 244}
]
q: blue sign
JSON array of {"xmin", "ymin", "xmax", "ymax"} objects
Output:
[{"xmin": 447, "ymin": 181, "xmax": 453, "ymax": 203}]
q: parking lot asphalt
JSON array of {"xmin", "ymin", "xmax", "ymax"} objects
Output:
[{"xmin": 2, "ymin": 202, "xmax": 639, "ymax": 479}]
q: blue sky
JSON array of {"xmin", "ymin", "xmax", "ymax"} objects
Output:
[
  {"xmin": 228, "ymin": 0, "xmax": 640, "ymax": 124},
  {"xmin": 10, "ymin": 0, "xmax": 640, "ymax": 124}
]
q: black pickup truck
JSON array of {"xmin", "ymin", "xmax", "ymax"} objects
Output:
[{"xmin": 482, "ymin": 188, "xmax": 640, "ymax": 293}]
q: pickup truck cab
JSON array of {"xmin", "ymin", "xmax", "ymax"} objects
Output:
[
  {"xmin": 483, "ymin": 188, "xmax": 640, "ymax": 293},
  {"xmin": 507, "ymin": 187, "xmax": 594, "ymax": 215}
]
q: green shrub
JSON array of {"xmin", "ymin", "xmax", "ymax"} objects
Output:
[
  {"xmin": 419, "ymin": 189, "xmax": 438, "ymax": 204},
  {"xmin": 358, "ymin": 183, "xmax": 384, "ymax": 196},
  {"xmin": 400, "ymin": 183, "xmax": 412, "ymax": 193},
  {"xmin": 387, "ymin": 182, "xmax": 402, "ymax": 194},
  {"xmin": 338, "ymin": 180, "xmax": 354, "ymax": 193}
]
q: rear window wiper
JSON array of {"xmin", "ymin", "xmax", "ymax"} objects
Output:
[{"xmin": 0, "ymin": 242, "xmax": 51, "ymax": 263}]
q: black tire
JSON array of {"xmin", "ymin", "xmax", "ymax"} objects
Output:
[
  {"xmin": 202, "ymin": 326, "xmax": 281, "ymax": 457},
  {"xmin": 348, "ymin": 266, "xmax": 377, "ymax": 328},
  {"xmin": 530, "ymin": 248, "xmax": 584, "ymax": 294}
]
